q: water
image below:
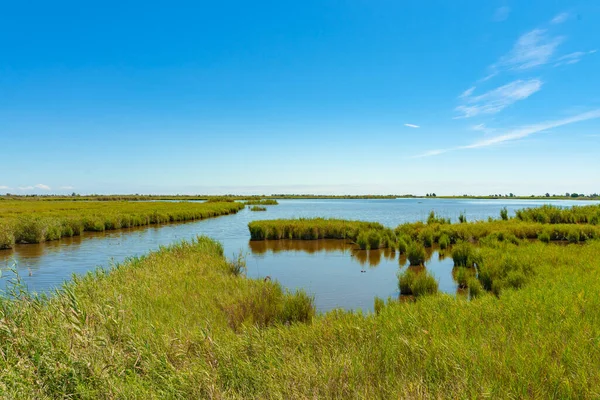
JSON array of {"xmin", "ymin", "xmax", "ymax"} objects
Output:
[{"xmin": 1, "ymin": 198, "xmax": 597, "ymax": 312}]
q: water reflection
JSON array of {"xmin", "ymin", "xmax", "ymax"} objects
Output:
[{"xmin": 247, "ymin": 239, "xmax": 460, "ymax": 306}]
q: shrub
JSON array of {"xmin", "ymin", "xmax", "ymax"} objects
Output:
[
  {"xmin": 398, "ymin": 269, "xmax": 416, "ymax": 294},
  {"xmin": 451, "ymin": 242, "xmax": 475, "ymax": 267},
  {"xmin": 407, "ymin": 243, "xmax": 426, "ymax": 266},
  {"xmin": 14, "ymin": 217, "xmax": 47, "ymax": 244},
  {"xmin": 438, "ymin": 234, "xmax": 450, "ymax": 250},
  {"xmin": 357, "ymin": 231, "xmax": 369, "ymax": 250},
  {"xmin": 228, "ymin": 252, "xmax": 247, "ymax": 276},
  {"xmin": 280, "ymin": 289, "xmax": 315, "ymax": 324},
  {"xmin": 419, "ymin": 230, "xmax": 434, "ymax": 248},
  {"xmin": 250, "ymin": 206, "xmax": 267, "ymax": 211},
  {"xmin": 367, "ymin": 230, "xmax": 382, "ymax": 250},
  {"xmin": 458, "ymin": 213, "xmax": 467, "ymax": 223},
  {"xmin": 411, "ymin": 271, "xmax": 438, "ymax": 297},
  {"xmin": 567, "ymin": 229, "xmax": 581, "ymax": 243},
  {"xmin": 500, "ymin": 207, "xmax": 508, "ymax": 221},
  {"xmin": 397, "ymin": 238, "xmax": 408, "ymax": 254},
  {"xmin": 398, "ymin": 268, "xmax": 438, "ymax": 297},
  {"xmin": 538, "ymin": 231, "xmax": 551, "ymax": 243},
  {"xmin": 467, "ymin": 277, "xmax": 484, "ymax": 298},
  {"xmin": 454, "ymin": 267, "xmax": 469, "ymax": 288},
  {"xmin": 0, "ymin": 224, "xmax": 15, "ymax": 249}
]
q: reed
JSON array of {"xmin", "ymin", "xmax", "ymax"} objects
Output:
[{"xmin": 0, "ymin": 200, "xmax": 244, "ymax": 248}]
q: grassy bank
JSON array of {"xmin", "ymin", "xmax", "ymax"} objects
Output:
[
  {"xmin": 248, "ymin": 218, "xmax": 395, "ymax": 247},
  {"xmin": 2, "ymin": 233, "xmax": 600, "ymax": 397},
  {"xmin": 0, "ymin": 201, "xmax": 244, "ymax": 249}
]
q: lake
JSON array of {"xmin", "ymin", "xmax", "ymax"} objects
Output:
[{"xmin": 1, "ymin": 198, "xmax": 597, "ymax": 312}]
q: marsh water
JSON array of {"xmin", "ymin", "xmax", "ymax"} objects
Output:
[{"xmin": 1, "ymin": 198, "xmax": 597, "ymax": 312}]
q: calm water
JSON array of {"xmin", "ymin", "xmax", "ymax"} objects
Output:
[{"xmin": 1, "ymin": 198, "xmax": 597, "ymax": 312}]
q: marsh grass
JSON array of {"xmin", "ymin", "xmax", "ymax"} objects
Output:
[
  {"xmin": 0, "ymin": 200, "xmax": 244, "ymax": 248},
  {"xmin": 406, "ymin": 242, "xmax": 426, "ymax": 266},
  {"xmin": 249, "ymin": 206, "xmax": 267, "ymax": 211},
  {"xmin": 397, "ymin": 268, "xmax": 438, "ymax": 297},
  {"xmin": 244, "ymin": 199, "xmax": 279, "ymax": 205}
]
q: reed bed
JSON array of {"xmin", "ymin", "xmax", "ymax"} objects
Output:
[
  {"xmin": 248, "ymin": 218, "xmax": 393, "ymax": 241},
  {"xmin": 2, "ymin": 235, "xmax": 600, "ymax": 397},
  {"xmin": 0, "ymin": 200, "xmax": 244, "ymax": 248}
]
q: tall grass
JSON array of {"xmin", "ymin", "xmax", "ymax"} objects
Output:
[
  {"xmin": 248, "ymin": 218, "xmax": 393, "ymax": 242},
  {"xmin": 0, "ymin": 200, "xmax": 244, "ymax": 248}
]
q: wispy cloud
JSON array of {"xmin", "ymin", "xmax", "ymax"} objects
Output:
[
  {"xmin": 18, "ymin": 186, "xmax": 34, "ymax": 190},
  {"xmin": 60, "ymin": 186, "xmax": 75, "ymax": 190},
  {"xmin": 416, "ymin": 109, "xmax": 600, "ymax": 157},
  {"xmin": 496, "ymin": 29, "xmax": 564, "ymax": 71},
  {"xmin": 493, "ymin": 6, "xmax": 511, "ymax": 22},
  {"xmin": 459, "ymin": 87, "xmax": 476, "ymax": 98},
  {"xmin": 404, "ymin": 123, "xmax": 420, "ymax": 128},
  {"xmin": 551, "ymin": 12, "xmax": 569, "ymax": 24},
  {"xmin": 35, "ymin": 184, "xmax": 51, "ymax": 190},
  {"xmin": 455, "ymin": 79, "xmax": 543, "ymax": 118},
  {"xmin": 554, "ymin": 50, "xmax": 597, "ymax": 66},
  {"xmin": 472, "ymin": 123, "xmax": 496, "ymax": 135},
  {"xmin": 0, "ymin": 186, "xmax": 11, "ymax": 190}
]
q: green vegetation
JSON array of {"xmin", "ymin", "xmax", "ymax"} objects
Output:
[
  {"xmin": 406, "ymin": 242, "xmax": 426, "ymax": 266},
  {"xmin": 249, "ymin": 206, "xmax": 267, "ymax": 211},
  {"xmin": 0, "ymin": 200, "xmax": 244, "ymax": 248},
  {"xmin": 5, "ymin": 202, "xmax": 600, "ymax": 397},
  {"xmin": 397, "ymin": 268, "xmax": 438, "ymax": 297},
  {"xmin": 515, "ymin": 204, "xmax": 600, "ymax": 224},
  {"xmin": 244, "ymin": 199, "xmax": 279, "ymax": 205},
  {"xmin": 248, "ymin": 218, "xmax": 394, "ymax": 243}
]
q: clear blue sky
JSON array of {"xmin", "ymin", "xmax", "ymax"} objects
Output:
[{"xmin": 1, "ymin": 1, "xmax": 599, "ymax": 195}]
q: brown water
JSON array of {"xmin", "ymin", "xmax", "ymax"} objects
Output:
[{"xmin": 2, "ymin": 198, "xmax": 597, "ymax": 312}]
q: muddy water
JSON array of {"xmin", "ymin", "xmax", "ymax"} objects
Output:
[{"xmin": 1, "ymin": 198, "xmax": 597, "ymax": 312}]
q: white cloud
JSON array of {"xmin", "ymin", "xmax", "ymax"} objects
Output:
[
  {"xmin": 459, "ymin": 86, "xmax": 476, "ymax": 98},
  {"xmin": 0, "ymin": 186, "xmax": 10, "ymax": 190},
  {"xmin": 551, "ymin": 12, "xmax": 569, "ymax": 24},
  {"xmin": 493, "ymin": 6, "xmax": 511, "ymax": 22},
  {"xmin": 554, "ymin": 50, "xmax": 597, "ymax": 66},
  {"xmin": 60, "ymin": 186, "xmax": 75, "ymax": 190},
  {"xmin": 18, "ymin": 186, "xmax": 34, "ymax": 190},
  {"xmin": 496, "ymin": 29, "xmax": 564, "ymax": 71},
  {"xmin": 417, "ymin": 109, "xmax": 600, "ymax": 157},
  {"xmin": 404, "ymin": 123, "xmax": 420, "ymax": 128},
  {"xmin": 455, "ymin": 79, "xmax": 543, "ymax": 118},
  {"xmin": 35, "ymin": 184, "xmax": 51, "ymax": 190}
]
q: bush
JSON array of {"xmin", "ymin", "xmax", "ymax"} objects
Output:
[
  {"xmin": 438, "ymin": 234, "xmax": 450, "ymax": 250},
  {"xmin": 419, "ymin": 230, "xmax": 434, "ymax": 248},
  {"xmin": 500, "ymin": 207, "xmax": 508, "ymax": 221},
  {"xmin": 467, "ymin": 277, "xmax": 484, "ymax": 298},
  {"xmin": 397, "ymin": 238, "xmax": 408, "ymax": 254},
  {"xmin": 458, "ymin": 213, "xmax": 467, "ymax": 223},
  {"xmin": 411, "ymin": 271, "xmax": 438, "ymax": 297},
  {"xmin": 357, "ymin": 231, "xmax": 369, "ymax": 250},
  {"xmin": 454, "ymin": 267, "xmax": 469, "ymax": 288},
  {"xmin": 228, "ymin": 252, "xmax": 247, "ymax": 276},
  {"xmin": 451, "ymin": 242, "xmax": 475, "ymax": 267},
  {"xmin": 367, "ymin": 230, "xmax": 382, "ymax": 250},
  {"xmin": 14, "ymin": 217, "xmax": 47, "ymax": 244},
  {"xmin": 398, "ymin": 268, "xmax": 438, "ymax": 297},
  {"xmin": 398, "ymin": 269, "xmax": 416, "ymax": 294},
  {"xmin": 280, "ymin": 289, "xmax": 315, "ymax": 324},
  {"xmin": 407, "ymin": 243, "xmax": 426, "ymax": 266},
  {"xmin": 537, "ymin": 231, "xmax": 551, "ymax": 243},
  {"xmin": 567, "ymin": 229, "xmax": 581, "ymax": 243}
]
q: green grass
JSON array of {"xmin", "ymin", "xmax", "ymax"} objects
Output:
[
  {"xmin": 0, "ymin": 200, "xmax": 244, "ymax": 248},
  {"xmin": 249, "ymin": 205, "xmax": 267, "ymax": 211},
  {"xmin": 4, "ymin": 205, "xmax": 600, "ymax": 397},
  {"xmin": 248, "ymin": 218, "xmax": 393, "ymax": 241},
  {"xmin": 244, "ymin": 199, "xmax": 279, "ymax": 205}
]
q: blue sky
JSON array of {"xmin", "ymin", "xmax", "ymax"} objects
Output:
[{"xmin": 1, "ymin": 0, "xmax": 599, "ymax": 195}]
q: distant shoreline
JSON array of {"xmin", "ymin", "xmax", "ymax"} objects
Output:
[{"xmin": 1, "ymin": 194, "xmax": 599, "ymax": 201}]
